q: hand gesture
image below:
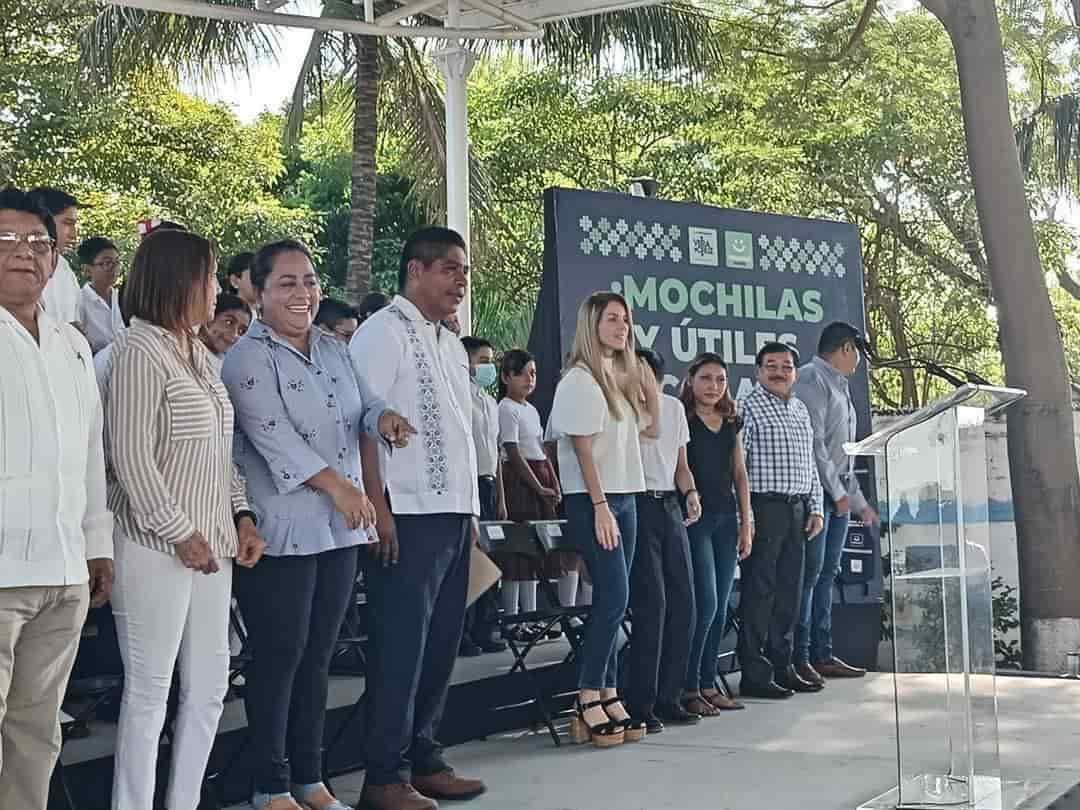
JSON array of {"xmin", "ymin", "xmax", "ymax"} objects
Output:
[
  {"xmin": 370, "ymin": 504, "xmax": 399, "ymax": 567},
  {"xmin": 594, "ymin": 502, "xmax": 620, "ymax": 550},
  {"xmin": 684, "ymin": 491, "xmax": 702, "ymax": 526},
  {"xmin": 176, "ymin": 531, "xmax": 219, "ymax": 574},
  {"xmin": 235, "ymin": 517, "xmax": 265, "ymax": 568},
  {"xmin": 331, "ymin": 482, "xmax": 377, "ymax": 530},
  {"xmin": 87, "ymin": 559, "xmax": 114, "ymax": 608},
  {"xmin": 378, "ymin": 409, "xmax": 418, "ymax": 449},
  {"xmin": 737, "ymin": 521, "xmax": 754, "ymax": 560},
  {"xmin": 805, "ymin": 513, "xmax": 824, "ymax": 539}
]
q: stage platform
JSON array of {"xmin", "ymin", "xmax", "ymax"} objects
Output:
[{"xmin": 217, "ymin": 672, "xmax": 1080, "ymax": 810}]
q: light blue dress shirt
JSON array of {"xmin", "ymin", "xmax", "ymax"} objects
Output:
[{"xmin": 222, "ymin": 320, "xmax": 370, "ymax": 556}]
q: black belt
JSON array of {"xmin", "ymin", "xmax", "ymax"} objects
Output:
[
  {"xmin": 753, "ymin": 492, "xmax": 809, "ymax": 504},
  {"xmin": 478, "ymin": 475, "xmax": 496, "ymax": 482},
  {"xmin": 643, "ymin": 489, "xmax": 677, "ymax": 499}
]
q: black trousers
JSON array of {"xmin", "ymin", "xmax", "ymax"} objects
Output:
[
  {"xmin": 463, "ymin": 477, "xmax": 499, "ymax": 644},
  {"xmin": 737, "ymin": 495, "xmax": 807, "ymax": 687},
  {"xmin": 625, "ymin": 494, "xmax": 696, "ymax": 714},
  {"xmin": 235, "ymin": 545, "xmax": 360, "ymax": 794},
  {"xmin": 363, "ymin": 513, "xmax": 471, "ymax": 785}
]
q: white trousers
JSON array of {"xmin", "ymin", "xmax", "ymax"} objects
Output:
[{"xmin": 111, "ymin": 536, "xmax": 232, "ymax": 810}]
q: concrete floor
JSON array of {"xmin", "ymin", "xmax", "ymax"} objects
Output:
[{"xmin": 229, "ymin": 673, "xmax": 1080, "ymax": 810}]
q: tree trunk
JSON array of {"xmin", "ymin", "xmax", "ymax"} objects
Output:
[
  {"xmin": 922, "ymin": 0, "xmax": 1080, "ymax": 671},
  {"xmin": 347, "ymin": 34, "xmax": 380, "ymax": 302}
]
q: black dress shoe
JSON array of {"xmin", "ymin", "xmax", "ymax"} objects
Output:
[
  {"xmin": 655, "ymin": 702, "xmax": 702, "ymax": 724},
  {"xmin": 776, "ymin": 666, "xmax": 824, "ymax": 693},
  {"xmin": 739, "ymin": 680, "xmax": 795, "ymax": 699},
  {"xmin": 478, "ymin": 638, "xmax": 508, "ymax": 654},
  {"xmin": 458, "ymin": 639, "xmax": 483, "ymax": 657},
  {"xmin": 631, "ymin": 712, "xmax": 664, "ymax": 734}
]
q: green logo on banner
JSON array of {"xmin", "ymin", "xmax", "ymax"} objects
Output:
[{"xmin": 725, "ymin": 231, "xmax": 754, "ymax": 269}]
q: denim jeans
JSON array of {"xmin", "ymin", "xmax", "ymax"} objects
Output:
[
  {"xmin": 796, "ymin": 505, "xmax": 850, "ymax": 665},
  {"xmin": 684, "ymin": 509, "xmax": 739, "ymax": 691},
  {"xmin": 564, "ymin": 493, "xmax": 638, "ymax": 689}
]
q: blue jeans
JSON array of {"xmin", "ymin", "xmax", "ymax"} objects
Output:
[
  {"xmin": 564, "ymin": 493, "xmax": 638, "ymax": 689},
  {"xmin": 685, "ymin": 509, "xmax": 739, "ymax": 691},
  {"xmin": 796, "ymin": 506, "xmax": 850, "ymax": 665}
]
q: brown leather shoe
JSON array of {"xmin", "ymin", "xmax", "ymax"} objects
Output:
[
  {"xmin": 795, "ymin": 662, "xmax": 826, "ymax": 688},
  {"xmin": 359, "ymin": 782, "xmax": 437, "ymax": 810},
  {"xmin": 814, "ymin": 657, "xmax": 867, "ymax": 678},
  {"xmin": 413, "ymin": 769, "xmax": 486, "ymax": 801}
]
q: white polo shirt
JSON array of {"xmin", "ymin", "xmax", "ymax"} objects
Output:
[
  {"xmin": 471, "ymin": 384, "xmax": 499, "ymax": 478},
  {"xmin": 78, "ymin": 283, "xmax": 124, "ymax": 353},
  {"xmin": 640, "ymin": 393, "xmax": 689, "ymax": 491},
  {"xmin": 548, "ymin": 365, "xmax": 646, "ymax": 496},
  {"xmin": 350, "ymin": 295, "xmax": 479, "ymax": 516},
  {"xmin": 0, "ymin": 307, "xmax": 113, "ymax": 588},
  {"xmin": 40, "ymin": 254, "xmax": 81, "ymax": 325}
]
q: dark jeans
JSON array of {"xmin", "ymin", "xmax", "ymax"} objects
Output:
[
  {"xmin": 463, "ymin": 477, "xmax": 499, "ymax": 644},
  {"xmin": 796, "ymin": 502, "xmax": 850, "ymax": 665},
  {"xmin": 625, "ymin": 493, "xmax": 695, "ymax": 713},
  {"xmin": 564, "ymin": 493, "xmax": 637, "ymax": 689},
  {"xmin": 737, "ymin": 495, "xmax": 807, "ymax": 687},
  {"xmin": 685, "ymin": 508, "xmax": 739, "ymax": 691},
  {"xmin": 363, "ymin": 513, "xmax": 470, "ymax": 786},
  {"xmin": 235, "ymin": 545, "xmax": 360, "ymax": 794}
]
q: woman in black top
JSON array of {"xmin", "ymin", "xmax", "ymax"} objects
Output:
[{"xmin": 681, "ymin": 353, "xmax": 753, "ymax": 716}]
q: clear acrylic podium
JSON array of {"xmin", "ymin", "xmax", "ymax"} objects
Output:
[{"xmin": 846, "ymin": 384, "xmax": 1028, "ymax": 810}]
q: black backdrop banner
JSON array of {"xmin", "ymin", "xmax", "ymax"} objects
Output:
[{"xmin": 528, "ymin": 187, "xmax": 871, "ymax": 439}]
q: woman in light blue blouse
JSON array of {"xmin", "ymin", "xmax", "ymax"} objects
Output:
[{"xmin": 221, "ymin": 240, "xmax": 376, "ymax": 810}]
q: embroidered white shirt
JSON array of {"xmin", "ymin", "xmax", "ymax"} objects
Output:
[
  {"xmin": 78, "ymin": 283, "xmax": 124, "ymax": 354},
  {"xmin": 350, "ymin": 295, "xmax": 479, "ymax": 516},
  {"xmin": 40, "ymin": 254, "xmax": 81, "ymax": 325},
  {"xmin": 0, "ymin": 307, "xmax": 113, "ymax": 588}
]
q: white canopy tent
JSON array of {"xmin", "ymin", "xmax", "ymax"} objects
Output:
[{"xmin": 105, "ymin": 0, "xmax": 658, "ymax": 331}]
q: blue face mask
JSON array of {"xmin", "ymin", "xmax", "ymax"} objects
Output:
[{"xmin": 473, "ymin": 362, "xmax": 497, "ymax": 389}]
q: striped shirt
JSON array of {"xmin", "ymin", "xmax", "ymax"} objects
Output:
[
  {"xmin": 740, "ymin": 383, "xmax": 824, "ymax": 516},
  {"xmin": 104, "ymin": 319, "xmax": 249, "ymax": 559}
]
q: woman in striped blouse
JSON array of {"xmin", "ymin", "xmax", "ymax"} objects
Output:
[{"xmin": 105, "ymin": 229, "xmax": 265, "ymax": 810}]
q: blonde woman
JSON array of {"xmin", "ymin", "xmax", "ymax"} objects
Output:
[{"xmin": 547, "ymin": 291, "xmax": 659, "ymax": 748}]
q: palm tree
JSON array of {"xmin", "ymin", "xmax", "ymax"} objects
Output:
[{"xmin": 81, "ymin": 0, "xmax": 723, "ymax": 299}]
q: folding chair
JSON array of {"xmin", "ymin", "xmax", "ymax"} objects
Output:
[
  {"xmin": 479, "ymin": 521, "xmax": 572, "ymax": 745},
  {"xmin": 714, "ymin": 575, "xmax": 741, "ymax": 697}
]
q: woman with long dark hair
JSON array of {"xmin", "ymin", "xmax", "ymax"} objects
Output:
[
  {"xmin": 222, "ymin": 241, "xmax": 378, "ymax": 810},
  {"xmin": 679, "ymin": 352, "xmax": 753, "ymax": 717}
]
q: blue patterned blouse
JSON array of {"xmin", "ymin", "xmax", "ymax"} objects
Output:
[{"xmin": 222, "ymin": 320, "xmax": 371, "ymax": 556}]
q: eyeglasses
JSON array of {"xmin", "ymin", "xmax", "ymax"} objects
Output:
[
  {"xmin": 0, "ymin": 232, "xmax": 55, "ymax": 256},
  {"xmin": 91, "ymin": 259, "xmax": 121, "ymax": 271}
]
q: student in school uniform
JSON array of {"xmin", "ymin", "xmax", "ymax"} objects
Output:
[{"xmin": 459, "ymin": 335, "xmax": 508, "ymax": 656}]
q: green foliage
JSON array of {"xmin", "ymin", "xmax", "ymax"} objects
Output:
[
  {"xmin": 992, "ymin": 575, "xmax": 1022, "ymax": 669},
  {"xmin": 0, "ymin": 1, "xmax": 317, "ymax": 280}
]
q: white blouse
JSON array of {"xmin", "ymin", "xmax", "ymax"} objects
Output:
[
  {"xmin": 547, "ymin": 366, "xmax": 645, "ymax": 496},
  {"xmin": 498, "ymin": 398, "xmax": 546, "ymax": 461}
]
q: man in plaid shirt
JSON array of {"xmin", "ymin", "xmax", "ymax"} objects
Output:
[{"xmin": 737, "ymin": 342, "xmax": 825, "ymax": 699}]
